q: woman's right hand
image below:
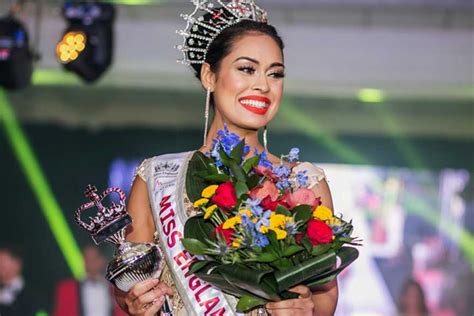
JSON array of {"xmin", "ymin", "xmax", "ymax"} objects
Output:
[{"xmin": 124, "ymin": 278, "xmax": 174, "ymax": 315}]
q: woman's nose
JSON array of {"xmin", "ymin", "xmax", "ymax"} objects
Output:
[{"xmin": 252, "ymin": 73, "xmax": 270, "ymax": 93}]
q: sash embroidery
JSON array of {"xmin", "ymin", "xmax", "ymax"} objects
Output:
[{"xmin": 146, "ymin": 152, "xmax": 237, "ymax": 316}]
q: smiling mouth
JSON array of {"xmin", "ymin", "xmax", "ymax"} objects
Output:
[{"xmin": 239, "ymin": 97, "xmax": 271, "ymax": 115}]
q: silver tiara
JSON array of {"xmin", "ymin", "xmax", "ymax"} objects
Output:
[{"xmin": 176, "ymin": 0, "xmax": 268, "ymax": 65}]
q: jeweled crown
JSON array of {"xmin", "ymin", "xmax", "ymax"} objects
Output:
[
  {"xmin": 75, "ymin": 185, "xmax": 131, "ymax": 244},
  {"xmin": 177, "ymin": 0, "xmax": 268, "ymax": 65}
]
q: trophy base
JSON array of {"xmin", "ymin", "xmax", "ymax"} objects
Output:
[{"xmin": 106, "ymin": 241, "xmax": 162, "ymax": 292}]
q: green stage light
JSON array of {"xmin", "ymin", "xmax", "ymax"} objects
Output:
[
  {"xmin": 280, "ymin": 99, "xmax": 369, "ymax": 165},
  {"xmin": 32, "ymin": 68, "xmax": 80, "ymax": 86},
  {"xmin": 0, "ymin": 88, "xmax": 84, "ymax": 279},
  {"xmin": 404, "ymin": 192, "xmax": 474, "ymax": 270},
  {"xmin": 358, "ymin": 88, "xmax": 385, "ymax": 103}
]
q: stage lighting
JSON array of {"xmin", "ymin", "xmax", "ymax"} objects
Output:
[
  {"xmin": 0, "ymin": 14, "xmax": 33, "ymax": 90},
  {"xmin": 56, "ymin": 2, "xmax": 115, "ymax": 83}
]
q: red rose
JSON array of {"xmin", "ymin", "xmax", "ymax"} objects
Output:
[
  {"xmin": 276, "ymin": 195, "xmax": 291, "ymax": 210},
  {"xmin": 285, "ymin": 188, "xmax": 320, "ymax": 210},
  {"xmin": 213, "ymin": 224, "xmax": 235, "ymax": 246},
  {"xmin": 261, "ymin": 196, "xmax": 279, "ymax": 211},
  {"xmin": 253, "ymin": 165, "xmax": 278, "ymax": 182},
  {"xmin": 306, "ymin": 219, "xmax": 333, "ymax": 246},
  {"xmin": 211, "ymin": 181, "xmax": 237, "ymax": 210},
  {"xmin": 249, "ymin": 181, "xmax": 279, "ymax": 202},
  {"xmin": 294, "ymin": 232, "xmax": 305, "ymax": 245}
]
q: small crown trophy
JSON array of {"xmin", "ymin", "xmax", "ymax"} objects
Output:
[{"xmin": 75, "ymin": 185, "xmax": 173, "ymax": 315}]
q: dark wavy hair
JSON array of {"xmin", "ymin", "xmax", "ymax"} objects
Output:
[
  {"xmin": 397, "ymin": 278, "xmax": 429, "ymax": 315},
  {"xmin": 188, "ymin": 19, "xmax": 285, "ymax": 80}
]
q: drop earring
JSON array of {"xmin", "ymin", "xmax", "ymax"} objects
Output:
[
  {"xmin": 203, "ymin": 87, "xmax": 211, "ymax": 147},
  {"xmin": 263, "ymin": 125, "xmax": 268, "ymax": 152}
]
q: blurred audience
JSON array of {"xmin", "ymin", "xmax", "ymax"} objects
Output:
[
  {"xmin": 397, "ymin": 278, "xmax": 429, "ymax": 316},
  {"xmin": 0, "ymin": 246, "xmax": 43, "ymax": 316},
  {"xmin": 52, "ymin": 245, "xmax": 126, "ymax": 316}
]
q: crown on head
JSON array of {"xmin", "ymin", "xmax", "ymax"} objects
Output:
[
  {"xmin": 75, "ymin": 185, "xmax": 130, "ymax": 244},
  {"xmin": 177, "ymin": 0, "xmax": 268, "ymax": 65}
]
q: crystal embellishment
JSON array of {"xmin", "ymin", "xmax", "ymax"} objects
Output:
[{"xmin": 176, "ymin": 0, "xmax": 268, "ymax": 65}]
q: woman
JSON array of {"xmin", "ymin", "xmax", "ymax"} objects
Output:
[
  {"xmin": 114, "ymin": 1, "xmax": 338, "ymax": 315},
  {"xmin": 397, "ymin": 279, "xmax": 429, "ymax": 316}
]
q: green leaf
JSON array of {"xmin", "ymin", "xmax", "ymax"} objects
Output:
[
  {"xmin": 305, "ymin": 247, "xmax": 359, "ymax": 289},
  {"xmin": 301, "ymin": 236, "xmax": 313, "ymax": 253},
  {"xmin": 275, "ymin": 205, "xmax": 291, "ymax": 217},
  {"xmin": 230, "ymin": 139, "xmax": 245, "ymax": 164},
  {"xmin": 274, "ymin": 250, "xmax": 336, "ymax": 292},
  {"xmin": 273, "ymin": 258, "xmax": 293, "ymax": 271},
  {"xmin": 266, "ymin": 230, "xmax": 282, "ymax": 256},
  {"xmin": 217, "ymin": 264, "xmax": 279, "ymax": 301},
  {"xmin": 181, "ymin": 238, "xmax": 208, "ymax": 255},
  {"xmin": 282, "ymin": 245, "xmax": 304, "ymax": 257},
  {"xmin": 311, "ymin": 244, "xmax": 332, "ymax": 256},
  {"xmin": 242, "ymin": 155, "xmax": 261, "ymax": 173},
  {"xmin": 330, "ymin": 240, "xmax": 346, "ymax": 251},
  {"xmin": 189, "ymin": 260, "xmax": 211, "ymax": 273},
  {"xmin": 338, "ymin": 237, "xmax": 355, "ymax": 243},
  {"xmin": 183, "ymin": 215, "xmax": 214, "ymax": 242},
  {"xmin": 194, "ymin": 263, "xmax": 248, "ymax": 298},
  {"xmin": 219, "ymin": 147, "xmax": 234, "ymax": 167},
  {"xmin": 236, "ymin": 295, "xmax": 267, "ymax": 313},
  {"xmin": 246, "ymin": 174, "xmax": 261, "ymax": 190},
  {"xmin": 293, "ymin": 205, "xmax": 313, "ymax": 223},
  {"xmin": 186, "ymin": 152, "xmax": 215, "ymax": 202},
  {"xmin": 229, "ymin": 163, "xmax": 248, "ymax": 183},
  {"xmin": 235, "ymin": 181, "xmax": 249, "ymax": 198},
  {"xmin": 204, "ymin": 174, "xmax": 231, "ymax": 182},
  {"xmin": 253, "ymin": 252, "xmax": 278, "ymax": 263}
]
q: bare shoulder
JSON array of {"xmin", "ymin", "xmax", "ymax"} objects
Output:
[
  {"xmin": 294, "ymin": 161, "xmax": 334, "ymax": 211},
  {"xmin": 126, "ymin": 177, "xmax": 156, "ymax": 242}
]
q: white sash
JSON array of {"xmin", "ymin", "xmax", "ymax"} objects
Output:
[{"xmin": 146, "ymin": 151, "xmax": 238, "ymax": 316}]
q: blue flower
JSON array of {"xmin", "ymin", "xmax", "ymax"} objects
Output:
[
  {"xmin": 276, "ymin": 178, "xmax": 291, "ymax": 190},
  {"xmin": 296, "ymin": 170, "xmax": 308, "ymax": 187},
  {"xmin": 244, "ymin": 198, "xmax": 264, "ymax": 217},
  {"xmin": 272, "ymin": 164, "xmax": 291, "ymax": 178},
  {"xmin": 285, "ymin": 219, "xmax": 299, "ymax": 236},
  {"xmin": 210, "ymin": 124, "xmax": 250, "ymax": 166},
  {"xmin": 288, "ymin": 147, "xmax": 300, "ymax": 162},
  {"xmin": 254, "ymin": 148, "xmax": 273, "ymax": 169},
  {"xmin": 252, "ymin": 232, "xmax": 269, "ymax": 248},
  {"xmin": 255, "ymin": 210, "xmax": 272, "ymax": 232}
]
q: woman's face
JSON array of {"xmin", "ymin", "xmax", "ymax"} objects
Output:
[{"xmin": 211, "ymin": 32, "xmax": 285, "ymax": 131}]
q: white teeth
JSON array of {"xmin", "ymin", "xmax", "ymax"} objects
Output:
[{"xmin": 240, "ymin": 99, "xmax": 269, "ymax": 109}]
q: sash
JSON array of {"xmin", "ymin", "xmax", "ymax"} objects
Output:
[{"xmin": 146, "ymin": 151, "xmax": 238, "ymax": 316}]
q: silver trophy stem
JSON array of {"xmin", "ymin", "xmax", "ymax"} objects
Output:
[{"xmin": 105, "ymin": 228, "xmax": 126, "ymax": 245}]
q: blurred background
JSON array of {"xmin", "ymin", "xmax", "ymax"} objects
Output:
[{"xmin": 0, "ymin": 0, "xmax": 472, "ymax": 315}]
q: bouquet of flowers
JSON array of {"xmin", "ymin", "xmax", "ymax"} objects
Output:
[{"xmin": 182, "ymin": 126, "xmax": 360, "ymax": 312}]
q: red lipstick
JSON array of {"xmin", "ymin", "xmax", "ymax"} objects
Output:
[{"xmin": 238, "ymin": 96, "xmax": 271, "ymax": 115}]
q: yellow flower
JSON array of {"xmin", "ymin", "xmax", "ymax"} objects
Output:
[
  {"xmin": 232, "ymin": 238, "xmax": 242, "ymax": 248},
  {"xmin": 239, "ymin": 208, "xmax": 251, "ymax": 217},
  {"xmin": 329, "ymin": 217, "xmax": 341, "ymax": 226},
  {"xmin": 204, "ymin": 205, "xmax": 218, "ymax": 219},
  {"xmin": 201, "ymin": 185, "xmax": 219, "ymax": 198},
  {"xmin": 267, "ymin": 214, "xmax": 289, "ymax": 239},
  {"xmin": 223, "ymin": 216, "xmax": 241, "ymax": 229},
  {"xmin": 193, "ymin": 198, "xmax": 209, "ymax": 208},
  {"xmin": 269, "ymin": 214, "xmax": 286, "ymax": 229},
  {"xmin": 273, "ymin": 228, "xmax": 288, "ymax": 240},
  {"xmin": 313, "ymin": 205, "xmax": 333, "ymax": 222}
]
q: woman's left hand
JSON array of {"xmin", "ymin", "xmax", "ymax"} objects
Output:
[{"xmin": 265, "ymin": 285, "xmax": 314, "ymax": 315}]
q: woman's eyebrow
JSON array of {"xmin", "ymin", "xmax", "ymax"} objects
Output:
[{"xmin": 233, "ymin": 56, "xmax": 285, "ymax": 69}]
